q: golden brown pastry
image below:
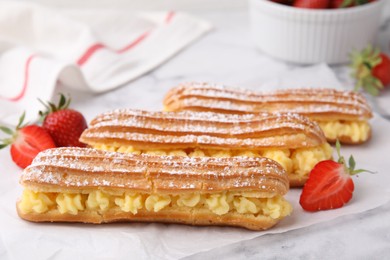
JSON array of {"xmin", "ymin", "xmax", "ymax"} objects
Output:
[
  {"xmin": 163, "ymin": 82, "xmax": 373, "ymax": 144},
  {"xmin": 17, "ymin": 147, "xmax": 292, "ymax": 230},
  {"xmin": 80, "ymin": 109, "xmax": 332, "ymax": 187}
]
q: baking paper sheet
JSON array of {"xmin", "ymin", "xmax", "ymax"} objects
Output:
[
  {"xmin": 0, "ymin": 115, "xmax": 389, "ymax": 260},
  {"xmin": 1, "ymin": 63, "xmax": 389, "ymax": 259}
]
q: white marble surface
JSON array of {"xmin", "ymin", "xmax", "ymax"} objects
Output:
[{"xmin": 26, "ymin": 6, "xmax": 390, "ymax": 260}]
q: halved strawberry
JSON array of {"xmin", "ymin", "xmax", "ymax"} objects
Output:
[
  {"xmin": 39, "ymin": 94, "xmax": 87, "ymax": 147},
  {"xmin": 299, "ymin": 140, "xmax": 371, "ymax": 211},
  {"xmin": 0, "ymin": 113, "xmax": 56, "ymax": 168}
]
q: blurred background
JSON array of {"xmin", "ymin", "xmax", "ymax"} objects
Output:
[
  {"xmin": 1, "ymin": 1, "xmax": 390, "ymax": 259},
  {"xmin": 10, "ymin": 0, "xmax": 248, "ymax": 10}
]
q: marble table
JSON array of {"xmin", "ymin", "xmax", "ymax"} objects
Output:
[{"xmin": 39, "ymin": 8, "xmax": 390, "ymax": 260}]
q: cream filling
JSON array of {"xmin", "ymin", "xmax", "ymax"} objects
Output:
[
  {"xmin": 19, "ymin": 189, "xmax": 292, "ymax": 220},
  {"xmin": 92, "ymin": 143, "xmax": 333, "ymax": 179},
  {"xmin": 318, "ymin": 120, "xmax": 370, "ymax": 142}
]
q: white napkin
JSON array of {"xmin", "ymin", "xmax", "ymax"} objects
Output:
[{"xmin": 0, "ymin": 1, "xmax": 212, "ymax": 125}]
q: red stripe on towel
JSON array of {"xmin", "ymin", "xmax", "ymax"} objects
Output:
[
  {"xmin": 77, "ymin": 11, "xmax": 175, "ymax": 66},
  {"xmin": 117, "ymin": 31, "xmax": 150, "ymax": 54},
  {"xmin": 165, "ymin": 11, "xmax": 176, "ymax": 23},
  {"xmin": 1, "ymin": 54, "xmax": 35, "ymax": 102},
  {"xmin": 76, "ymin": 43, "xmax": 105, "ymax": 66},
  {"xmin": 165, "ymin": 11, "xmax": 175, "ymax": 24}
]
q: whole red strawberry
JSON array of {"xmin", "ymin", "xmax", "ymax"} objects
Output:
[
  {"xmin": 0, "ymin": 113, "xmax": 56, "ymax": 168},
  {"xmin": 351, "ymin": 45, "xmax": 390, "ymax": 96},
  {"xmin": 372, "ymin": 53, "xmax": 390, "ymax": 86},
  {"xmin": 300, "ymin": 140, "xmax": 371, "ymax": 211},
  {"xmin": 40, "ymin": 94, "xmax": 87, "ymax": 147},
  {"xmin": 293, "ymin": 0, "xmax": 329, "ymax": 9}
]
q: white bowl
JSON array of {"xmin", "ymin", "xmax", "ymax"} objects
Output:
[{"xmin": 249, "ymin": 0, "xmax": 384, "ymax": 64}]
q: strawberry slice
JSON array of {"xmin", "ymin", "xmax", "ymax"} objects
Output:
[
  {"xmin": 1, "ymin": 113, "xmax": 56, "ymax": 168},
  {"xmin": 299, "ymin": 140, "xmax": 371, "ymax": 211}
]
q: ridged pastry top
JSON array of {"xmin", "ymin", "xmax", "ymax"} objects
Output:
[
  {"xmin": 80, "ymin": 109, "xmax": 326, "ymax": 149},
  {"xmin": 21, "ymin": 147, "xmax": 289, "ymax": 195},
  {"xmin": 163, "ymin": 82, "xmax": 373, "ymax": 121}
]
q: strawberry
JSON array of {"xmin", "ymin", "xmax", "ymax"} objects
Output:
[
  {"xmin": 39, "ymin": 94, "xmax": 87, "ymax": 147},
  {"xmin": 299, "ymin": 140, "xmax": 371, "ymax": 211},
  {"xmin": 351, "ymin": 45, "xmax": 390, "ymax": 96},
  {"xmin": 0, "ymin": 113, "xmax": 56, "ymax": 168},
  {"xmin": 330, "ymin": 0, "xmax": 354, "ymax": 8},
  {"xmin": 293, "ymin": 0, "xmax": 330, "ymax": 9},
  {"xmin": 330, "ymin": 0, "xmax": 375, "ymax": 8},
  {"xmin": 270, "ymin": 0, "xmax": 293, "ymax": 4}
]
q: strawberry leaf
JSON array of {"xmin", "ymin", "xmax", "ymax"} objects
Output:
[
  {"xmin": 364, "ymin": 84, "xmax": 380, "ymax": 96},
  {"xmin": 335, "ymin": 139, "xmax": 345, "ymax": 164},
  {"xmin": 341, "ymin": 0, "xmax": 353, "ymax": 7},
  {"xmin": 38, "ymin": 98, "xmax": 49, "ymax": 110},
  {"xmin": 348, "ymin": 155, "xmax": 356, "ymax": 171},
  {"xmin": 352, "ymin": 169, "xmax": 376, "ymax": 175},
  {"xmin": 0, "ymin": 143, "xmax": 9, "ymax": 149},
  {"xmin": 16, "ymin": 111, "xmax": 26, "ymax": 129},
  {"xmin": 0, "ymin": 126, "xmax": 13, "ymax": 135},
  {"xmin": 335, "ymin": 140, "xmax": 375, "ymax": 176},
  {"xmin": 64, "ymin": 95, "xmax": 71, "ymax": 109},
  {"xmin": 58, "ymin": 94, "xmax": 66, "ymax": 109},
  {"xmin": 355, "ymin": 0, "xmax": 370, "ymax": 5},
  {"xmin": 49, "ymin": 102, "xmax": 57, "ymax": 113}
]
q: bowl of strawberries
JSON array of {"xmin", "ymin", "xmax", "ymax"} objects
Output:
[{"xmin": 249, "ymin": 0, "xmax": 384, "ymax": 64}]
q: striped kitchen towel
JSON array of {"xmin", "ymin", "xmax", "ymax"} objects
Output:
[{"xmin": 0, "ymin": 1, "xmax": 212, "ymax": 125}]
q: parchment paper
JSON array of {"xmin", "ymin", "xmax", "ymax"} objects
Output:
[{"xmin": 1, "ymin": 64, "xmax": 389, "ymax": 260}]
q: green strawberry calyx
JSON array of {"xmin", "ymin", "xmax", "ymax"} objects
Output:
[
  {"xmin": 0, "ymin": 112, "xmax": 27, "ymax": 149},
  {"xmin": 350, "ymin": 45, "xmax": 384, "ymax": 96},
  {"xmin": 335, "ymin": 139, "xmax": 375, "ymax": 176},
  {"xmin": 38, "ymin": 93, "xmax": 71, "ymax": 120},
  {"xmin": 338, "ymin": 0, "xmax": 374, "ymax": 8}
]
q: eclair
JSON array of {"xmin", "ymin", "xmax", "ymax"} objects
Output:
[
  {"xmin": 17, "ymin": 148, "xmax": 292, "ymax": 230},
  {"xmin": 163, "ymin": 82, "xmax": 373, "ymax": 144},
  {"xmin": 79, "ymin": 109, "xmax": 332, "ymax": 187}
]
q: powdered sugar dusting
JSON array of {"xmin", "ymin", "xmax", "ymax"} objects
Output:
[
  {"xmin": 164, "ymin": 82, "xmax": 372, "ymax": 120},
  {"xmin": 21, "ymin": 148, "xmax": 289, "ymax": 194},
  {"xmin": 81, "ymin": 109, "xmax": 325, "ymax": 149}
]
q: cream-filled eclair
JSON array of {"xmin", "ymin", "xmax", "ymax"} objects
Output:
[
  {"xmin": 17, "ymin": 147, "xmax": 292, "ymax": 230},
  {"xmin": 79, "ymin": 109, "xmax": 332, "ymax": 187},
  {"xmin": 163, "ymin": 82, "xmax": 373, "ymax": 144}
]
